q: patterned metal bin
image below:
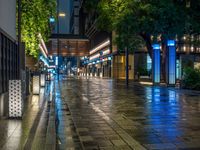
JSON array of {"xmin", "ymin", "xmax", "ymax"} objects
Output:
[{"xmin": 9, "ymin": 80, "xmax": 23, "ymax": 118}]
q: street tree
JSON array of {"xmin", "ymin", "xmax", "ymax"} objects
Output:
[{"xmin": 96, "ymin": 0, "xmax": 200, "ymax": 82}]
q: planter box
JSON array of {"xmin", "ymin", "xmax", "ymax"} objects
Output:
[
  {"xmin": 26, "ymin": 55, "xmax": 38, "ymax": 71},
  {"xmin": 33, "ymin": 75, "xmax": 40, "ymax": 94},
  {"xmin": 9, "ymin": 80, "xmax": 23, "ymax": 118}
]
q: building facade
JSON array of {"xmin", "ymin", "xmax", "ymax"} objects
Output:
[
  {"xmin": 0, "ymin": 0, "xmax": 19, "ymax": 116},
  {"xmin": 78, "ymin": 0, "xmax": 135, "ymax": 79},
  {"xmin": 77, "ymin": 1, "xmax": 200, "ymax": 84},
  {"xmin": 70, "ymin": 0, "xmax": 81, "ymax": 35}
]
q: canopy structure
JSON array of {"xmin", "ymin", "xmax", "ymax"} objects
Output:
[{"xmin": 47, "ymin": 34, "xmax": 89, "ymax": 57}]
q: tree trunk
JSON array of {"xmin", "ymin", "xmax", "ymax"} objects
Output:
[
  {"xmin": 125, "ymin": 47, "xmax": 129, "ymax": 87},
  {"xmin": 140, "ymin": 33, "xmax": 153, "ymax": 58},
  {"xmin": 161, "ymin": 42, "xmax": 167, "ymax": 83},
  {"xmin": 140, "ymin": 33, "xmax": 168, "ymax": 84}
]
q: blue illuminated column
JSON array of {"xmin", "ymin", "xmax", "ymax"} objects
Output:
[
  {"xmin": 152, "ymin": 44, "xmax": 161, "ymax": 84},
  {"xmin": 167, "ymin": 40, "xmax": 176, "ymax": 85}
]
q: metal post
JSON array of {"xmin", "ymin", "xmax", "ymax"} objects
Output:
[
  {"xmin": 18, "ymin": 0, "xmax": 21, "ymax": 79},
  {"xmin": 125, "ymin": 47, "xmax": 129, "ymax": 86},
  {"xmin": 57, "ymin": 0, "xmax": 60, "ymax": 80}
]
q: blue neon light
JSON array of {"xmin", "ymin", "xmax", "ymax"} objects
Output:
[
  {"xmin": 167, "ymin": 40, "xmax": 175, "ymax": 46},
  {"xmin": 168, "ymin": 45, "xmax": 176, "ymax": 84},
  {"xmin": 40, "ymin": 56, "xmax": 49, "ymax": 66},
  {"xmin": 50, "ymin": 17, "xmax": 55, "ymax": 23},
  {"xmin": 152, "ymin": 44, "xmax": 160, "ymax": 50},
  {"xmin": 55, "ymin": 57, "xmax": 58, "ymax": 66},
  {"xmin": 153, "ymin": 45, "xmax": 160, "ymax": 83},
  {"xmin": 108, "ymin": 57, "xmax": 112, "ymax": 60}
]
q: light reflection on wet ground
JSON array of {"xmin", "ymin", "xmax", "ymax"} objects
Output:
[
  {"xmin": 0, "ymin": 82, "xmax": 52, "ymax": 150},
  {"xmin": 59, "ymin": 77, "xmax": 200, "ymax": 150}
]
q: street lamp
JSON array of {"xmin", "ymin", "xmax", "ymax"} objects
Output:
[
  {"xmin": 56, "ymin": 0, "xmax": 66, "ymax": 80},
  {"xmin": 57, "ymin": 0, "xmax": 59, "ymax": 80}
]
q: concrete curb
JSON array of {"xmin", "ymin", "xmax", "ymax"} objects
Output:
[{"xmin": 45, "ymin": 83, "xmax": 56, "ymax": 150}]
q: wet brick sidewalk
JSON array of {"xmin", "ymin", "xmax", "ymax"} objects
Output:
[
  {"xmin": 57, "ymin": 77, "xmax": 200, "ymax": 150},
  {"xmin": 0, "ymin": 82, "xmax": 53, "ymax": 150}
]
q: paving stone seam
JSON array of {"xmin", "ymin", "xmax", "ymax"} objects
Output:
[
  {"xmin": 0, "ymin": 122, "xmax": 20, "ymax": 149},
  {"xmin": 61, "ymin": 78, "xmax": 200, "ymax": 150},
  {"xmin": 61, "ymin": 81, "xmax": 133, "ymax": 149},
  {"xmin": 57, "ymin": 81, "xmax": 85, "ymax": 150},
  {"xmin": 23, "ymin": 86, "xmax": 48, "ymax": 149},
  {"xmin": 69, "ymin": 84, "xmax": 147, "ymax": 150},
  {"xmin": 45, "ymin": 81, "xmax": 56, "ymax": 150}
]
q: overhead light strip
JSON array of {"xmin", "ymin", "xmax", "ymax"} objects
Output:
[
  {"xmin": 38, "ymin": 33, "xmax": 48, "ymax": 56},
  {"xmin": 90, "ymin": 40, "xmax": 110, "ymax": 55},
  {"xmin": 39, "ymin": 44, "xmax": 48, "ymax": 58}
]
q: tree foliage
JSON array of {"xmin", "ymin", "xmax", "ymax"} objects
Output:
[
  {"xmin": 182, "ymin": 67, "xmax": 200, "ymax": 90},
  {"xmin": 20, "ymin": 0, "xmax": 56, "ymax": 58},
  {"xmin": 95, "ymin": 0, "xmax": 200, "ymax": 52}
]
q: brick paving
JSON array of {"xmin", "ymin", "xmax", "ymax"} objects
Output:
[{"xmin": 57, "ymin": 77, "xmax": 200, "ymax": 150}]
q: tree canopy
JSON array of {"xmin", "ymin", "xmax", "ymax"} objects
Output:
[
  {"xmin": 20, "ymin": 0, "xmax": 56, "ymax": 58},
  {"xmin": 95, "ymin": 0, "xmax": 200, "ymax": 52}
]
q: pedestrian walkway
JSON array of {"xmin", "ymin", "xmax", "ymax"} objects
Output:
[
  {"xmin": 0, "ymin": 81, "xmax": 55, "ymax": 150},
  {"xmin": 57, "ymin": 77, "xmax": 200, "ymax": 150},
  {"xmin": 1, "ymin": 78, "xmax": 200, "ymax": 150},
  {"xmin": 55, "ymin": 80, "xmax": 83, "ymax": 149}
]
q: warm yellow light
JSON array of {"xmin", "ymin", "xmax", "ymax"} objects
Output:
[
  {"xmin": 183, "ymin": 46, "xmax": 186, "ymax": 51},
  {"xmin": 139, "ymin": 82, "xmax": 153, "ymax": 85},
  {"xmin": 90, "ymin": 53, "xmax": 100, "ymax": 60},
  {"xmin": 191, "ymin": 46, "xmax": 194, "ymax": 52},
  {"xmin": 59, "ymin": 13, "xmax": 66, "ymax": 17},
  {"xmin": 90, "ymin": 40, "xmax": 110, "ymax": 55},
  {"xmin": 103, "ymin": 49, "xmax": 110, "ymax": 55}
]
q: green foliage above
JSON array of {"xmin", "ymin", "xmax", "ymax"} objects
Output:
[
  {"xmin": 84, "ymin": 0, "xmax": 99, "ymax": 12},
  {"xmin": 20, "ymin": 0, "xmax": 56, "ymax": 58},
  {"xmin": 94, "ymin": 0, "xmax": 200, "ymax": 52},
  {"xmin": 182, "ymin": 67, "xmax": 200, "ymax": 90}
]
